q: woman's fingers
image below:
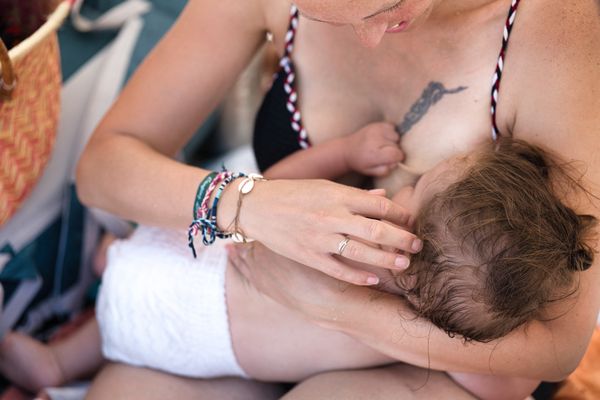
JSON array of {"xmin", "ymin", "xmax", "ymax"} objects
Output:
[
  {"xmin": 341, "ymin": 214, "xmax": 420, "ymax": 254},
  {"xmin": 317, "ymin": 255, "xmax": 381, "ymax": 286},
  {"xmin": 335, "ymin": 236, "xmax": 411, "ymax": 270},
  {"xmin": 237, "ymin": 179, "xmax": 420, "ymax": 285},
  {"xmin": 348, "ymin": 190, "xmax": 412, "ymax": 227}
]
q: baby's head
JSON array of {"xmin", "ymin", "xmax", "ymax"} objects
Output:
[{"xmin": 393, "ymin": 138, "xmax": 597, "ymax": 342}]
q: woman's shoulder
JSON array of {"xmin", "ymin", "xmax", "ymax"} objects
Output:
[
  {"xmin": 260, "ymin": 0, "xmax": 295, "ymax": 55},
  {"xmin": 504, "ymin": 0, "xmax": 600, "ymax": 204},
  {"xmin": 504, "ymin": 0, "xmax": 600, "ymax": 141},
  {"xmin": 516, "ymin": 0, "xmax": 599, "ymax": 55},
  {"xmin": 508, "ymin": 0, "xmax": 600, "ymax": 86},
  {"xmin": 183, "ymin": 0, "xmax": 290, "ymax": 36}
]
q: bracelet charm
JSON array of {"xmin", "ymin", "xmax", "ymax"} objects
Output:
[{"xmin": 231, "ymin": 173, "xmax": 266, "ymax": 243}]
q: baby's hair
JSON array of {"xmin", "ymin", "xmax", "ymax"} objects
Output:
[{"xmin": 395, "ymin": 138, "xmax": 597, "ymax": 343}]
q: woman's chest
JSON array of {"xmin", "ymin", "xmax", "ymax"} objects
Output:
[{"xmin": 291, "ymin": 13, "xmax": 509, "ymax": 175}]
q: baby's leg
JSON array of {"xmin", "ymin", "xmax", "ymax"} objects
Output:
[
  {"xmin": 449, "ymin": 372, "xmax": 539, "ymax": 400},
  {"xmin": 0, "ymin": 318, "xmax": 103, "ymax": 392},
  {"xmin": 0, "ymin": 230, "xmax": 115, "ymax": 393},
  {"xmin": 92, "ymin": 232, "xmax": 118, "ymax": 277}
]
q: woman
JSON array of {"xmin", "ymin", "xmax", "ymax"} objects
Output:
[{"xmin": 78, "ymin": 0, "xmax": 600, "ymax": 398}]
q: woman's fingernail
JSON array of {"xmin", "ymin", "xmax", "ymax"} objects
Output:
[
  {"xmin": 367, "ymin": 276, "xmax": 380, "ymax": 285},
  {"xmin": 411, "ymin": 239, "xmax": 423, "ymax": 252},
  {"xmin": 395, "ymin": 256, "xmax": 410, "ymax": 269}
]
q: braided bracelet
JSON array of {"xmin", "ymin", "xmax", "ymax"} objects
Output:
[
  {"xmin": 193, "ymin": 172, "xmax": 217, "ymax": 219},
  {"xmin": 187, "ymin": 170, "xmax": 246, "ymax": 257},
  {"xmin": 203, "ymin": 172, "xmax": 246, "ymax": 245},
  {"xmin": 231, "ymin": 173, "xmax": 266, "ymax": 243},
  {"xmin": 199, "ymin": 172, "xmax": 228, "ymax": 219}
]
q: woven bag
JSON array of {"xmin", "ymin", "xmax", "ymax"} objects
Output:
[{"xmin": 0, "ymin": 1, "xmax": 71, "ymax": 225}]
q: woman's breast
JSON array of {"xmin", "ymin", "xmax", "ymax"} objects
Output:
[{"xmin": 289, "ymin": 20, "xmax": 500, "ymax": 171}]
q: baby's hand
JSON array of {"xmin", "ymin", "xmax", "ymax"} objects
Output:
[{"xmin": 344, "ymin": 122, "xmax": 404, "ymax": 176}]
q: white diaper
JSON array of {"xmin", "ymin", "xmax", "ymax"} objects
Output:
[{"xmin": 97, "ymin": 226, "xmax": 247, "ymax": 378}]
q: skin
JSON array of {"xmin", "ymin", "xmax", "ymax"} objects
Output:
[
  {"xmin": 75, "ymin": 0, "xmax": 420, "ymax": 288},
  {"xmin": 238, "ymin": 0, "xmax": 600, "ymax": 384},
  {"xmin": 0, "ymin": 122, "xmax": 403, "ymax": 393},
  {"xmin": 84, "ymin": 153, "xmax": 532, "ymax": 400},
  {"xmin": 81, "ymin": 0, "xmax": 600, "ymax": 397}
]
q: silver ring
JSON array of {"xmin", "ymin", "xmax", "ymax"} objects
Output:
[{"xmin": 337, "ymin": 236, "xmax": 351, "ymax": 256}]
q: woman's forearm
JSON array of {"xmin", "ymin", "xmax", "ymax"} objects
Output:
[
  {"xmin": 76, "ymin": 0, "xmax": 271, "ymax": 229},
  {"xmin": 77, "ymin": 132, "xmax": 208, "ymax": 229},
  {"xmin": 317, "ymin": 285, "xmax": 594, "ymax": 381}
]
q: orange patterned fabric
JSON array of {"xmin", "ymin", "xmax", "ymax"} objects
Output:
[
  {"xmin": 0, "ymin": 33, "xmax": 61, "ymax": 225},
  {"xmin": 554, "ymin": 327, "xmax": 600, "ymax": 400}
]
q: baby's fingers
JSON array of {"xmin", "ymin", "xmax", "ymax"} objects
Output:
[
  {"xmin": 378, "ymin": 145, "xmax": 404, "ymax": 164},
  {"xmin": 379, "ymin": 125, "xmax": 401, "ymax": 143},
  {"xmin": 364, "ymin": 164, "xmax": 398, "ymax": 177}
]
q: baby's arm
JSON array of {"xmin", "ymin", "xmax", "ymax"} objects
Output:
[
  {"xmin": 264, "ymin": 122, "xmax": 403, "ymax": 180},
  {"xmin": 263, "ymin": 136, "xmax": 351, "ymax": 180}
]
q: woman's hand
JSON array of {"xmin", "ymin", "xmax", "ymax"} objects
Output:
[
  {"xmin": 227, "ymin": 242, "xmax": 584, "ymax": 381},
  {"xmin": 225, "ymin": 180, "xmax": 420, "ymax": 286}
]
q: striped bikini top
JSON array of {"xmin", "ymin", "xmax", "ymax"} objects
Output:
[{"xmin": 253, "ymin": 0, "xmax": 521, "ymax": 172}]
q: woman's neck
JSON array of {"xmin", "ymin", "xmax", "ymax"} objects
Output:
[
  {"xmin": 431, "ymin": 0, "xmax": 504, "ymax": 18},
  {"xmin": 426, "ymin": 0, "xmax": 507, "ymax": 29}
]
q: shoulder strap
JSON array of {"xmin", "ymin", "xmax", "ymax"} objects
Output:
[
  {"xmin": 491, "ymin": 0, "xmax": 521, "ymax": 140},
  {"xmin": 279, "ymin": 5, "xmax": 310, "ymax": 148}
]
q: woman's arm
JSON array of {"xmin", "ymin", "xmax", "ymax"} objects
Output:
[
  {"xmin": 76, "ymin": 0, "xmax": 269, "ymax": 228},
  {"xmin": 229, "ymin": 243, "xmax": 587, "ymax": 381},
  {"xmin": 75, "ymin": 0, "xmax": 421, "ymax": 286}
]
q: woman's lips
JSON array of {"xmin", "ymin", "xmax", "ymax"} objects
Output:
[{"xmin": 386, "ymin": 21, "xmax": 408, "ymax": 33}]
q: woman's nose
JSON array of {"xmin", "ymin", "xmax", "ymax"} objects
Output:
[{"xmin": 352, "ymin": 21, "xmax": 388, "ymax": 47}]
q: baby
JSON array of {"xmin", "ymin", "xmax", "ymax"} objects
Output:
[
  {"xmin": 390, "ymin": 139, "xmax": 595, "ymax": 342},
  {"xmin": 0, "ymin": 131, "xmax": 595, "ymax": 400}
]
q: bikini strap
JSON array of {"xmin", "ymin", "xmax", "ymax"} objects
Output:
[
  {"xmin": 491, "ymin": 0, "xmax": 521, "ymax": 141},
  {"xmin": 281, "ymin": 5, "xmax": 299, "ymax": 64},
  {"xmin": 278, "ymin": 5, "xmax": 310, "ymax": 149}
]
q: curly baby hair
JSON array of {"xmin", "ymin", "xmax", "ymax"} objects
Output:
[{"xmin": 396, "ymin": 138, "xmax": 597, "ymax": 343}]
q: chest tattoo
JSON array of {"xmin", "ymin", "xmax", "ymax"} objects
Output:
[{"xmin": 396, "ymin": 81, "xmax": 468, "ymax": 135}]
